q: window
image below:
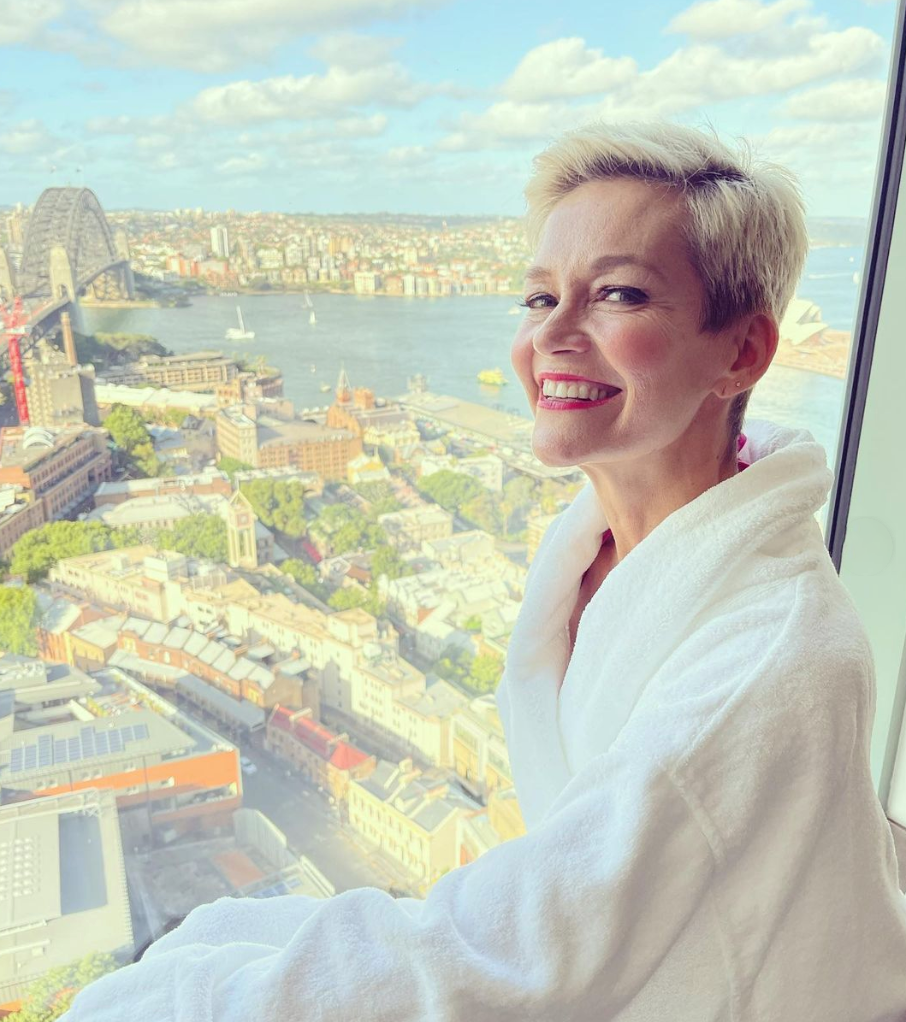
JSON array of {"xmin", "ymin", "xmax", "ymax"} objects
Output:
[{"xmin": 0, "ymin": 0, "xmax": 904, "ymax": 1012}]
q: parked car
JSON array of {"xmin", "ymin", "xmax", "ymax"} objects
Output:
[{"xmin": 240, "ymin": 755, "xmax": 258, "ymax": 775}]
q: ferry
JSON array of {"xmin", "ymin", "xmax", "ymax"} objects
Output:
[
  {"xmin": 225, "ymin": 305, "xmax": 255, "ymax": 341},
  {"xmin": 477, "ymin": 367, "xmax": 507, "ymax": 386}
]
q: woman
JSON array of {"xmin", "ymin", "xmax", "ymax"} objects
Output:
[{"xmin": 62, "ymin": 122, "xmax": 906, "ymax": 1021}]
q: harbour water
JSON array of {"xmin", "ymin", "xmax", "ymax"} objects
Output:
[{"xmin": 81, "ymin": 245, "xmax": 866, "ymax": 473}]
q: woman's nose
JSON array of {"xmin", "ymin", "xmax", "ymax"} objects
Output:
[{"xmin": 531, "ymin": 304, "xmax": 591, "ymax": 356}]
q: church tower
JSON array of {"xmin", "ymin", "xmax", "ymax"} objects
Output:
[
  {"xmin": 335, "ymin": 362, "xmax": 352, "ymax": 406},
  {"xmin": 226, "ymin": 489, "xmax": 258, "ymax": 569}
]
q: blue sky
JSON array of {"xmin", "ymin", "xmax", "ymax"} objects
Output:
[{"xmin": 0, "ymin": 0, "xmax": 898, "ymax": 217}]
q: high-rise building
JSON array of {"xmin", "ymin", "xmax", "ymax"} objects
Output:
[
  {"xmin": 24, "ymin": 342, "xmax": 99, "ymax": 429},
  {"xmin": 210, "ymin": 225, "xmax": 230, "ymax": 258}
]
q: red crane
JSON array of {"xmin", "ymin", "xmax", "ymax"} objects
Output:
[{"xmin": 0, "ymin": 296, "xmax": 30, "ymax": 426}]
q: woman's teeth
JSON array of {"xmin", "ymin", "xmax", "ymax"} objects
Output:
[{"xmin": 541, "ymin": 379, "xmax": 613, "ymax": 401}]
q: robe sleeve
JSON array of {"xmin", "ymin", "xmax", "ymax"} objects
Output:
[{"xmin": 59, "ymin": 733, "xmax": 717, "ymax": 1022}]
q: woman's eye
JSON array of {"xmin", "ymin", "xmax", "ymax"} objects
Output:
[
  {"xmin": 598, "ymin": 287, "xmax": 645, "ymax": 303},
  {"xmin": 518, "ymin": 293, "xmax": 555, "ymax": 309}
]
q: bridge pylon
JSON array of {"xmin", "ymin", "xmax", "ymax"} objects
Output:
[{"xmin": 49, "ymin": 244, "xmax": 76, "ymax": 302}]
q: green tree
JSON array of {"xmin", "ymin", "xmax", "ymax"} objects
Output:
[
  {"xmin": 466, "ymin": 651, "xmax": 504, "ymax": 694},
  {"xmin": 103, "ymin": 404, "xmax": 151, "ymax": 452},
  {"xmin": 9, "ymin": 521, "xmax": 115, "ymax": 583},
  {"xmin": 240, "ymin": 479, "xmax": 310, "ymax": 538},
  {"xmin": 0, "ymin": 586, "xmax": 42, "ymax": 655},
  {"xmin": 433, "ymin": 644, "xmax": 473, "ymax": 686},
  {"xmin": 155, "ymin": 515, "xmax": 227, "ymax": 561},
  {"xmin": 462, "ymin": 614, "xmax": 482, "ymax": 633},
  {"xmin": 460, "ymin": 488, "xmax": 503, "ymax": 534},
  {"xmin": 367, "ymin": 495, "xmax": 402, "ymax": 518},
  {"xmin": 371, "ymin": 544, "xmax": 406, "ymax": 581},
  {"xmin": 417, "ymin": 470, "xmax": 483, "ymax": 513},
  {"xmin": 10, "ymin": 951, "xmax": 118, "ymax": 1021},
  {"xmin": 102, "ymin": 404, "xmax": 164, "ymax": 478},
  {"xmin": 280, "ymin": 558, "xmax": 330, "ymax": 601},
  {"xmin": 327, "ymin": 586, "xmax": 383, "ymax": 616},
  {"xmin": 217, "ymin": 456, "xmax": 254, "ymax": 481}
]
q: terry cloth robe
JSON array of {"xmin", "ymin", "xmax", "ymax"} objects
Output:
[{"xmin": 60, "ymin": 417, "xmax": 906, "ymax": 1022}]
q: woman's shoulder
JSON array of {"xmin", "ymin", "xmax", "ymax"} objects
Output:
[{"xmin": 636, "ymin": 561, "xmax": 872, "ymax": 769}]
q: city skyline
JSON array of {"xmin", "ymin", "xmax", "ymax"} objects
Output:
[{"xmin": 0, "ymin": 0, "xmax": 899, "ymax": 218}]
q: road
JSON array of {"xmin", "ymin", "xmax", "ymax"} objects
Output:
[{"xmin": 239, "ymin": 747, "xmax": 418, "ymax": 896}]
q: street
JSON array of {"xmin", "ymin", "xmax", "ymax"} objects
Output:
[{"xmin": 238, "ymin": 745, "xmax": 419, "ymax": 896}]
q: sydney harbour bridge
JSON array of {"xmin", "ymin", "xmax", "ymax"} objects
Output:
[{"xmin": 0, "ymin": 186, "xmax": 135, "ymax": 373}]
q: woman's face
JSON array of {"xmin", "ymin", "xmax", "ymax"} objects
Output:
[{"xmin": 511, "ymin": 177, "xmax": 736, "ymax": 470}]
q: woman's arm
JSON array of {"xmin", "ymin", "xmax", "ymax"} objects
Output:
[{"xmin": 61, "ymin": 741, "xmax": 715, "ymax": 1021}]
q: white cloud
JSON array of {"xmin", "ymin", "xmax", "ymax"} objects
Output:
[
  {"xmin": 308, "ymin": 32, "xmax": 403, "ymax": 70},
  {"xmin": 96, "ymin": 0, "xmax": 446, "ymax": 72},
  {"xmin": 216, "ymin": 152, "xmax": 268, "ymax": 175},
  {"xmin": 189, "ymin": 64, "xmax": 434, "ymax": 125},
  {"xmin": 0, "ymin": 0, "xmax": 64, "ymax": 46},
  {"xmin": 438, "ymin": 100, "xmax": 569, "ymax": 151},
  {"xmin": 445, "ymin": 6, "xmax": 886, "ymax": 153},
  {"xmin": 758, "ymin": 122, "xmax": 874, "ymax": 154},
  {"xmin": 502, "ymin": 38, "xmax": 637, "ymax": 102},
  {"xmin": 666, "ymin": 0, "xmax": 809, "ymax": 40},
  {"xmin": 779, "ymin": 79, "xmax": 887, "ymax": 121},
  {"xmin": 0, "ymin": 119, "xmax": 58, "ymax": 155},
  {"xmin": 86, "ymin": 114, "xmax": 139, "ymax": 134},
  {"xmin": 637, "ymin": 26, "xmax": 884, "ymax": 103}
]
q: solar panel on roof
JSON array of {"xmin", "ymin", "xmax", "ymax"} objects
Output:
[
  {"xmin": 109, "ymin": 732, "xmax": 123, "ymax": 753},
  {"xmin": 10, "ymin": 749, "xmax": 23, "ymax": 772},
  {"xmin": 95, "ymin": 733, "xmax": 109, "ymax": 755},
  {"xmin": 54, "ymin": 739, "xmax": 67, "ymax": 763},
  {"xmin": 67, "ymin": 737, "xmax": 80, "ymax": 761},
  {"xmin": 134, "ymin": 724, "xmax": 150, "ymax": 740},
  {"xmin": 38, "ymin": 735, "xmax": 52, "ymax": 755},
  {"xmin": 24, "ymin": 746, "xmax": 36, "ymax": 770},
  {"xmin": 120, "ymin": 726, "xmax": 133, "ymax": 743},
  {"xmin": 81, "ymin": 732, "xmax": 95, "ymax": 757}
]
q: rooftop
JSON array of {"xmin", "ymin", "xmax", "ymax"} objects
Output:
[
  {"xmin": 0, "ymin": 708, "xmax": 193, "ymax": 781},
  {"xmin": 0, "ymin": 789, "xmax": 133, "ymax": 1004}
]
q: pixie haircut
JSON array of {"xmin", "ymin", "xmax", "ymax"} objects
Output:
[{"xmin": 523, "ymin": 120, "xmax": 810, "ymax": 450}]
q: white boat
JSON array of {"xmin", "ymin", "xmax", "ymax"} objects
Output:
[{"xmin": 225, "ymin": 305, "xmax": 255, "ymax": 341}]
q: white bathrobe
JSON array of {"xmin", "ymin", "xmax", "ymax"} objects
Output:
[{"xmin": 61, "ymin": 417, "xmax": 906, "ymax": 1022}]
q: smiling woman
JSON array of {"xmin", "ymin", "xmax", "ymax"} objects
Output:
[
  {"xmin": 3, "ymin": 0, "xmax": 906, "ymax": 1019},
  {"xmin": 57, "ymin": 119, "xmax": 906, "ymax": 1022}
]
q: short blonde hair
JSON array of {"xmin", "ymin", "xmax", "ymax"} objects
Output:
[{"xmin": 523, "ymin": 120, "xmax": 809, "ymax": 447}]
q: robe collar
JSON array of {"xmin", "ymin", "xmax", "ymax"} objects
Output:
[{"xmin": 498, "ymin": 418, "xmax": 835, "ymax": 828}]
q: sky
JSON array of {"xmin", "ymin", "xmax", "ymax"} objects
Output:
[{"xmin": 0, "ymin": 0, "xmax": 899, "ymax": 218}]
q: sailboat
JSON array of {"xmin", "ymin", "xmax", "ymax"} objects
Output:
[
  {"xmin": 225, "ymin": 305, "xmax": 255, "ymax": 341},
  {"xmin": 304, "ymin": 291, "xmax": 316, "ymax": 326}
]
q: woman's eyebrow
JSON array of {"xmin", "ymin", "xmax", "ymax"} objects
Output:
[{"xmin": 524, "ymin": 255, "xmax": 666, "ymax": 286}]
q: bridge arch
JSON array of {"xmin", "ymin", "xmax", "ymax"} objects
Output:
[{"xmin": 18, "ymin": 187, "xmax": 119, "ymax": 299}]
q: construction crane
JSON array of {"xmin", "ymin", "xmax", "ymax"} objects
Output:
[{"xmin": 0, "ymin": 296, "xmax": 30, "ymax": 426}]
